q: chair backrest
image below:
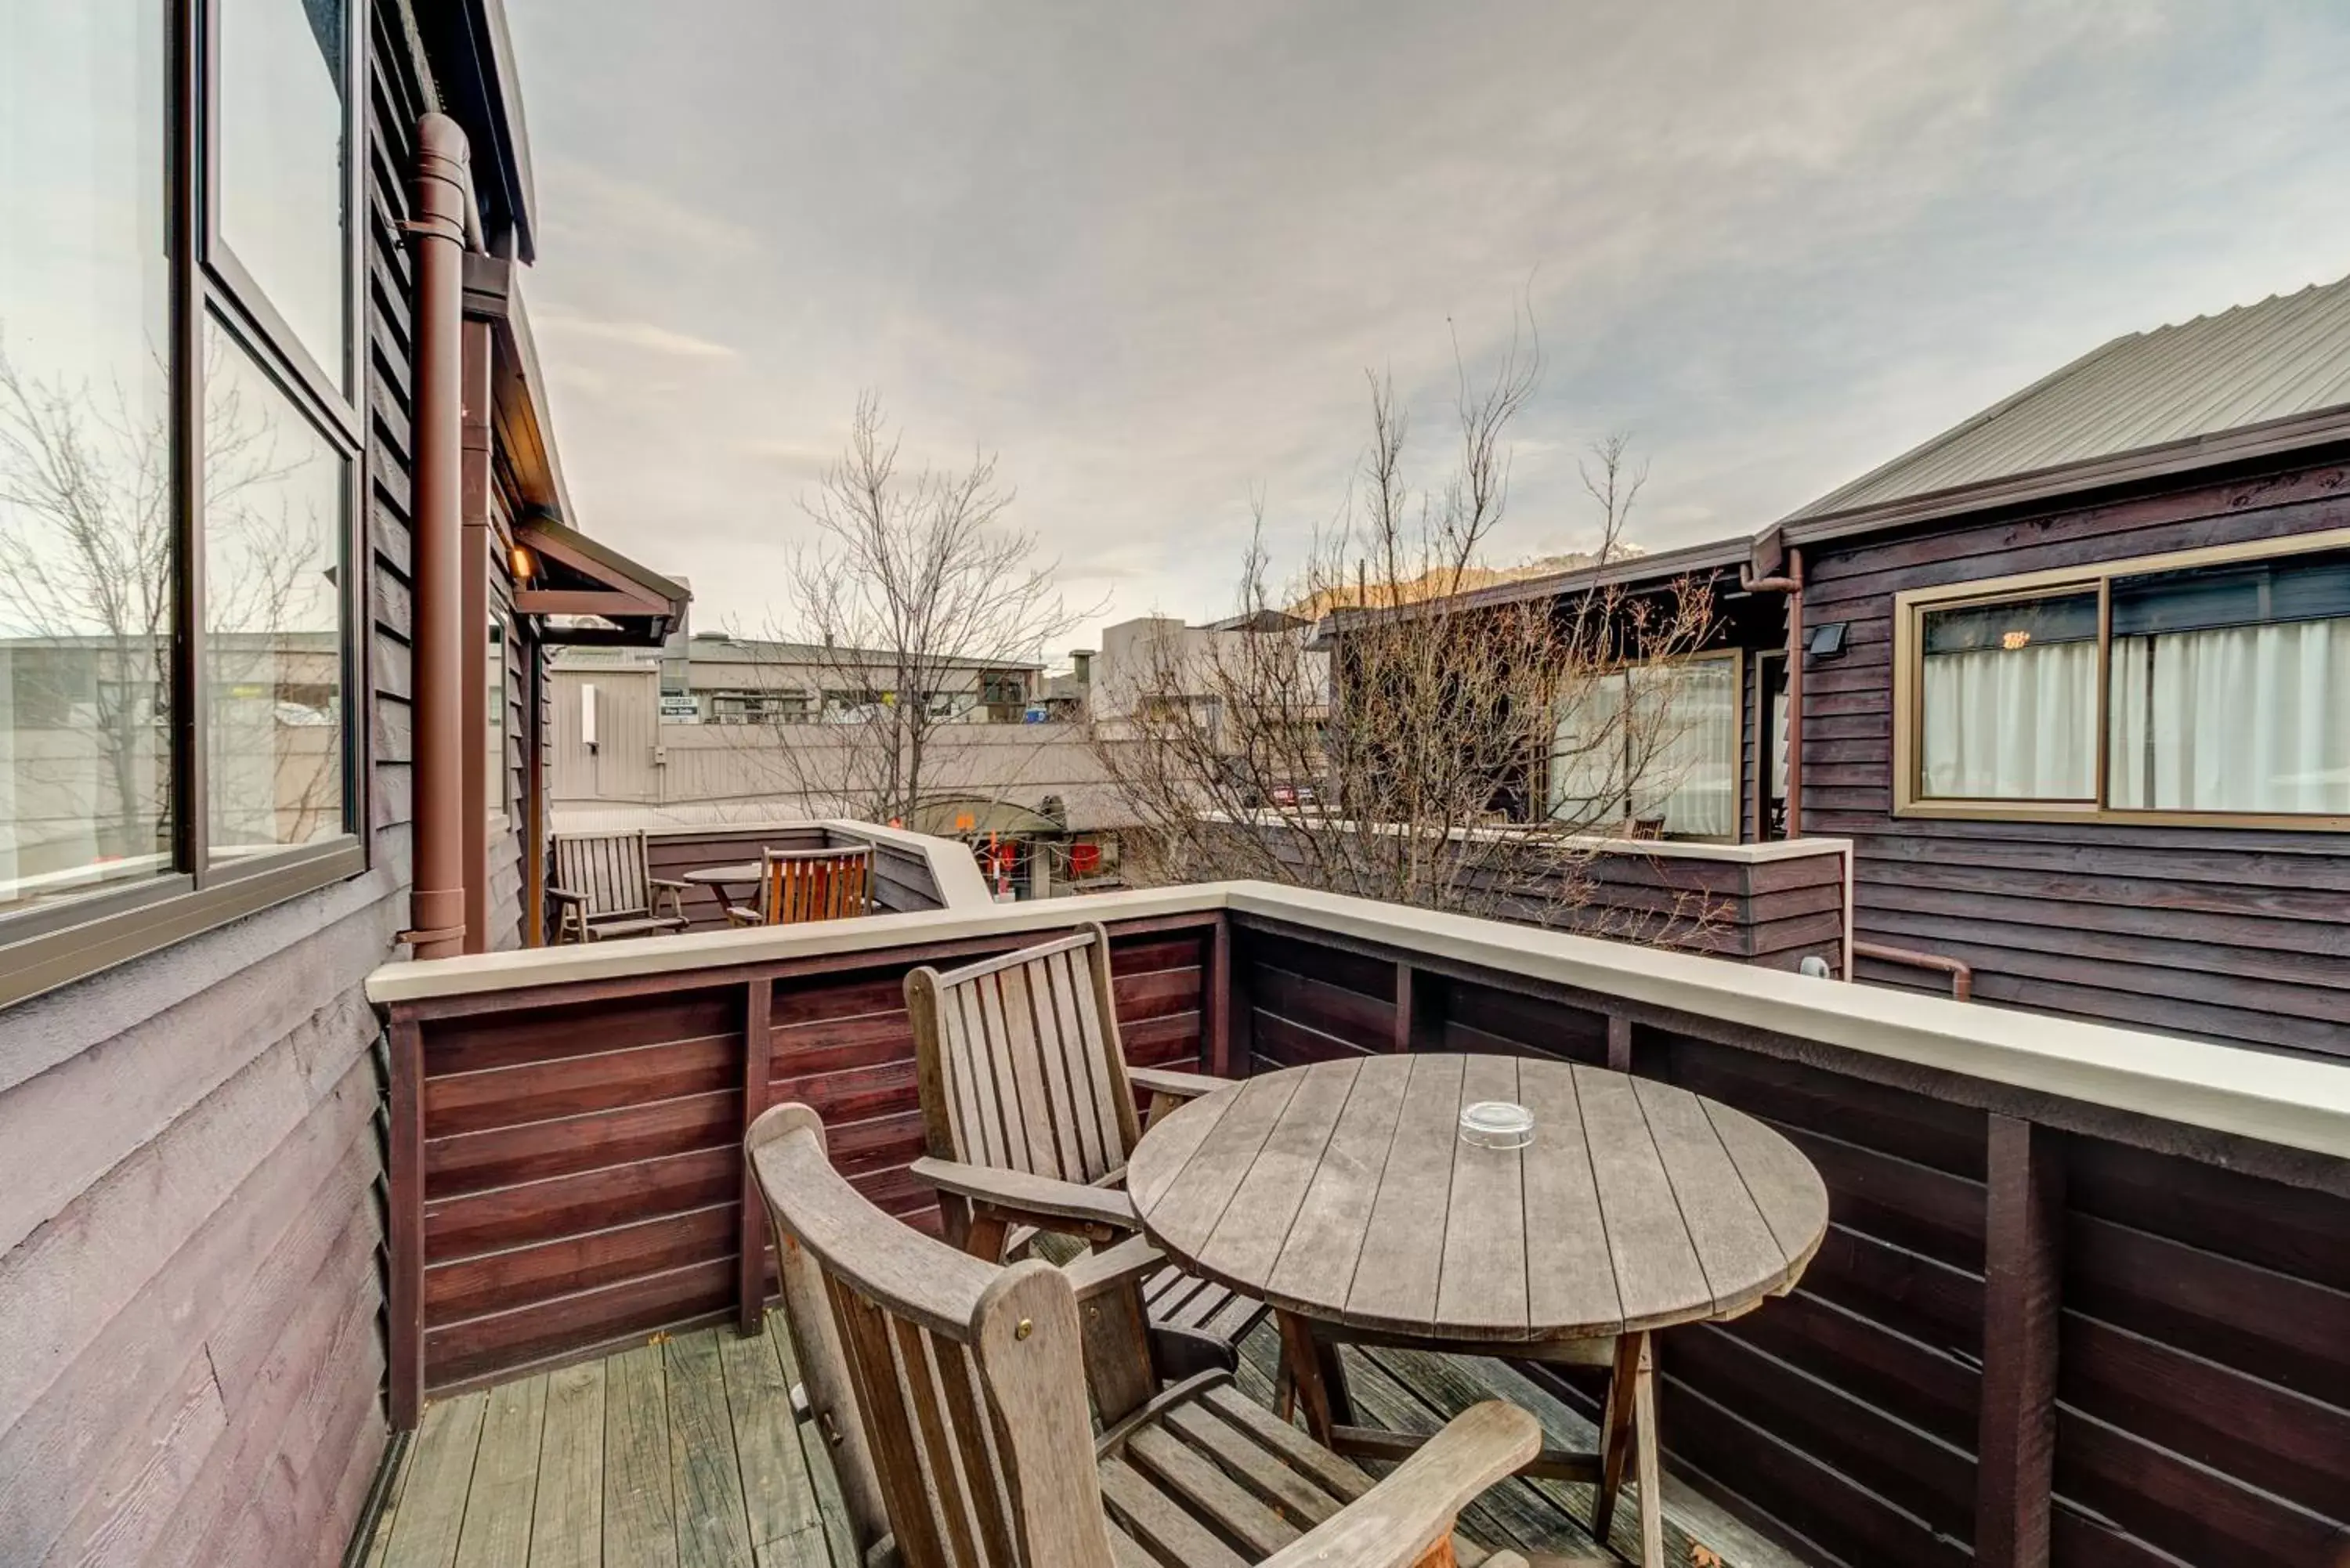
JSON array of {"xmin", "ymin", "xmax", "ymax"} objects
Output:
[
  {"xmin": 550, "ymin": 830, "xmax": 652, "ymax": 917},
  {"xmin": 746, "ymin": 1103, "xmax": 1117, "ymax": 1568},
  {"xmin": 906, "ymin": 923, "xmax": 1141, "ymax": 1188},
  {"xmin": 757, "ymin": 844, "xmax": 871, "ymax": 926}
]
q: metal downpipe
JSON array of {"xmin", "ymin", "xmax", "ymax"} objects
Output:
[{"xmin": 402, "ymin": 114, "xmax": 472, "ymax": 959}]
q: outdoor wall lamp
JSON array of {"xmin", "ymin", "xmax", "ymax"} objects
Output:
[{"xmin": 509, "ymin": 542, "xmax": 539, "ymax": 583}]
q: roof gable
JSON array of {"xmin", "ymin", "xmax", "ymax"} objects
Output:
[{"xmin": 1791, "ymin": 272, "xmax": 2350, "ymax": 525}]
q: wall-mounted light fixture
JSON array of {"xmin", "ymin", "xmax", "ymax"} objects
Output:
[
  {"xmin": 509, "ymin": 542, "xmax": 539, "ymax": 584},
  {"xmin": 1806, "ymin": 621, "xmax": 1849, "ymax": 659}
]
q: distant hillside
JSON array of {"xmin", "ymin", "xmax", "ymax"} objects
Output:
[{"xmin": 1288, "ymin": 544, "xmax": 1644, "ymax": 619}]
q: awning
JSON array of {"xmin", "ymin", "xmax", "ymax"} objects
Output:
[
  {"xmin": 512, "ymin": 517, "xmax": 689, "ymax": 646},
  {"xmin": 907, "ymin": 796, "xmax": 1068, "ymax": 837}
]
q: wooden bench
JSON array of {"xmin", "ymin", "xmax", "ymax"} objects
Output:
[
  {"xmin": 547, "ymin": 829, "xmax": 689, "ymax": 944},
  {"xmin": 747, "ymin": 1101, "xmax": 1546, "ymax": 1568},
  {"xmin": 903, "ymin": 923, "xmax": 1270, "ymax": 1380}
]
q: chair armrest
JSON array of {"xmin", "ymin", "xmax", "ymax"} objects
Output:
[
  {"xmin": 547, "ymin": 886, "xmax": 587, "ymax": 905},
  {"xmin": 1126, "ymin": 1066, "xmax": 1227, "ymax": 1101},
  {"xmin": 1256, "ymin": 1401, "xmax": 1540, "ymax": 1568},
  {"xmin": 1059, "ymin": 1234, "xmax": 1166, "ymax": 1304},
  {"xmin": 650, "ymin": 877, "xmax": 690, "ymax": 892},
  {"xmin": 725, "ymin": 905, "xmax": 762, "ymax": 927},
  {"xmin": 909, "ymin": 1157, "xmax": 1139, "ymax": 1234}
]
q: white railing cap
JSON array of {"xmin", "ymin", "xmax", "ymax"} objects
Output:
[{"xmin": 367, "ymin": 879, "xmax": 2350, "ymax": 1161}]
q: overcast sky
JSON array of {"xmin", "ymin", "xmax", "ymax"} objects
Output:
[{"xmin": 504, "ymin": 1, "xmax": 2350, "ymax": 662}]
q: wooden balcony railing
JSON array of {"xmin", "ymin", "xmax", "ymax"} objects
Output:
[
  {"xmin": 367, "ymin": 879, "xmax": 2350, "ymax": 1568},
  {"xmin": 558, "ymin": 815, "xmax": 992, "ymax": 930}
]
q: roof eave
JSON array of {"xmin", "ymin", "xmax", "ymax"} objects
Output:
[{"xmin": 1780, "ymin": 401, "xmax": 2350, "ymax": 549}]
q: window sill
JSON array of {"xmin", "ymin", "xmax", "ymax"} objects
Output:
[
  {"xmin": 0, "ymin": 837, "xmax": 368, "ymax": 1011},
  {"xmin": 1894, "ymin": 800, "xmax": 2349, "ymax": 833}
]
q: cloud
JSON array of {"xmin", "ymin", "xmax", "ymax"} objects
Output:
[
  {"xmin": 534, "ymin": 310, "xmax": 739, "ymax": 361},
  {"xmin": 501, "ymin": 0, "xmax": 2350, "ymax": 650}
]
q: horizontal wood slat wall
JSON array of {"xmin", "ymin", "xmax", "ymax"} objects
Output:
[
  {"xmin": 1242, "ymin": 823, "xmax": 1849, "ymax": 975},
  {"xmin": 1224, "ymin": 912, "xmax": 2350, "ymax": 1568},
  {"xmin": 1799, "ymin": 460, "xmax": 2350, "ymax": 1057},
  {"xmin": 385, "ymin": 914, "xmax": 1217, "ymax": 1413}
]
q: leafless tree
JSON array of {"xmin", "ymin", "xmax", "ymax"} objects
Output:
[
  {"xmin": 0, "ymin": 334, "xmax": 340, "ymax": 865},
  {"xmin": 1092, "ymin": 327, "xmax": 1723, "ymax": 936},
  {"xmin": 732, "ymin": 392, "xmax": 1097, "ymax": 825}
]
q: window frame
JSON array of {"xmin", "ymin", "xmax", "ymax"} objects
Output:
[
  {"xmin": 0, "ymin": 0, "xmax": 371, "ymax": 1010},
  {"xmin": 1891, "ymin": 527, "xmax": 2350, "ymax": 832},
  {"xmin": 1546, "ymin": 646, "xmax": 1746, "ymax": 844}
]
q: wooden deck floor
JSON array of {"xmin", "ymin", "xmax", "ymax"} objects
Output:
[{"xmin": 356, "ymin": 1313, "xmax": 1804, "ymax": 1568}]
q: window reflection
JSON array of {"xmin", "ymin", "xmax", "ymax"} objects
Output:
[
  {"xmin": 203, "ymin": 318, "xmax": 346, "ymax": 862},
  {"xmin": 218, "ymin": 0, "xmax": 349, "ymax": 382},
  {"xmin": 0, "ymin": 0, "xmax": 176, "ymax": 915}
]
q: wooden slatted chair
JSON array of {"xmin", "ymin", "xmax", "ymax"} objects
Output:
[
  {"xmin": 902, "ymin": 923, "xmax": 1269, "ymax": 1380},
  {"xmin": 747, "ymin": 1101, "xmax": 1544, "ymax": 1568},
  {"xmin": 724, "ymin": 844, "xmax": 873, "ymax": 927},
  {"xmin": 547, "ymin": 829, "xmax": 689, "ymax": 944}
]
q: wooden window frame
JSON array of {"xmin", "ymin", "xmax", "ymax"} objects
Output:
[
  {"xmin": 1891, "ymin": 527, "xmax": 2350, "ymax": 832},
  {"xmin": 1546, "ymin": 646, "xmax": 1746, "ymax": 844},
  {"xmin": 0, "ymin": 0, "xmax": 371, "ymax": 1010}
]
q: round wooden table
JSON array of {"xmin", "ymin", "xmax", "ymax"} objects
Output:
[
  {"xmin": 681, "ymin": 862, "xmax": 762, "ymax": 915},
  {"xmin": 1126, "ymin": 1053, "xmax": 1828, "ymax": 1566}
]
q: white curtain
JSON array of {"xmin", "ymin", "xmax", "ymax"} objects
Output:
[
  {"xmin": 1550, "ymin": 660, "xmax": 1738, "ymax": 838},
  {"xmin": 1548, "ymin": 676, "xmax": 1625, "ymax": 827},
  {"xmin": 1921, "ymin": 641, "xmax": 2098, "ymax": 799},
  {"xmin": 1630, "ymin": 660, "xmax": 1738, "ymax": 838},
  {"xmin": 2110, "ymin": 620, "xmax": 2350, "ymax": 813}
]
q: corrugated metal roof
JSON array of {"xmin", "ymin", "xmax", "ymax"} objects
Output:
[{"xmin": 1791, "ymin": 273, "xmax": 2350, "ymax": 522}]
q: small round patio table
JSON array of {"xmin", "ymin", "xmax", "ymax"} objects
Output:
[
  {"xmin": 1125, "ymin": 1053, "xmax": 1828, "ymax": 1567},
  {"xmin": 681, "ymin": 862, "xmax": 762, "ymax": 917}
]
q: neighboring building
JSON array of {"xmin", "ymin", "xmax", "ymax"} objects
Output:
[
  {"xmin": 0, "ymin": 5, "xmax": 679, "ymax": 1563},
  {"xmin": 581, "ymin": 630, "xmax": 1041, "ymax": 727},
  {"xmin": 1330, "ymin": 275, "xmax": 2350, "ymax": 1056},
  {"xmin": 1779, "ymin": 276, "xmax": 2350, "ymax": 1054},
  {"xmin": 547, "ymin": 639, "xmax": 1127, "ymax": 899},
  {"xmin": 1088, "ymin": 611, "xmax": 1328, "ymax": 737}
]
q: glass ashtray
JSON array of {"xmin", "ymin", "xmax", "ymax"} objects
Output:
[{"xmin": 1459, "ymin": 1100, "xmax": 1535, "ymax": 1151}]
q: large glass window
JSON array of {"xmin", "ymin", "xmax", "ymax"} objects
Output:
[
  {"xmin": 0, "ymin": 0, "xmax": 176, "ymax": 916},
  {"xmin": 2108, "ymin": 551, "xmax": 2350, "ymax": 815},
  {"xmin": 216, "ymin": 0, "xmax": 350, "ymax": 382},
  {"xmin": 1549, "ymin": 655, "xmax": 1741, "ymax": 839},
  {"xmin": 1900, "ymin": 538, "xmax": 2350, "ymax": 823},
  {"xmin": 202, "ymin": 317, "xmax": 347, "ymax": 862},
  {"xmin": 2, "ymin": 0, "xmax": 362, "ymax": 998},
  {"xmin": 1918, "ymin": 591, "xmax": 2099, "ymax": 800}
]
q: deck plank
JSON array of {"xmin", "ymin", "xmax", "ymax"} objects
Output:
[
  {"xmin": 718, "ymin": 1327, "xmax": 824, "ymax": 1548},
  {"xmin": 456, "ymin": 1374, "xmax": 548, "ymax": 1568},
  {"xmin": 769, "ymin": 1310, "xmax": 859, "ymax": 1568},
  {"xmin": 604, "ymin": 1342, "xmax": 680, "ymax": 1568},
  {"xmin": 385, "ymin": 1391, "xmax": 489, "ymax": 1568},
  {"xmin": 380, "ymin": 1303, "xmax": 1807, "ymax": 1568},
  {"xmin": 666, "ymin": 1328, "xmax": 757, "ymax": 1566},
  {"xmin": 529, "ymin": 1360, "xmax": 606, "ymax": 1568}
]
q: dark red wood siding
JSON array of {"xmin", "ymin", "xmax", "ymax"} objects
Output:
[
  {"xmin": 1224, "ymin": 913, "xmax": 2350, "ymax": 1568},
  {"xmin": 396, "ymin": 917, "xmax": 1214, "ymax": 1396},
  {"xmin": 1797, "ymin": 457, "xmax": 2350, "ymax": 1057}
]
